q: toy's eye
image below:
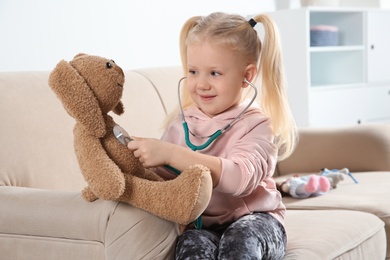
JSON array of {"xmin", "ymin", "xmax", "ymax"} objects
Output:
[{"xmin": 106, "ymin": 62, "xmax": 112, "ymax": 69}]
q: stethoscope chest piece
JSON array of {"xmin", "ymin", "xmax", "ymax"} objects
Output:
[{"xmin": 113, "ymin": 125, "xmax": 132, "ymax": 146}]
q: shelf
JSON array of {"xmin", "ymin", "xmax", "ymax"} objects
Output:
[
  {"xmin": 310, "ymin": 11, "xmax": 364, "ymax": 46},
  {"xmin": 310, "ymin": 50, "xmax": 364, "ymax": 86},
  {"xmin": 268, "ymin": 8, "xmax": 390, "ymax": 127},
  {"xmin": 308, "ymin": 10, "xmax": 365, "ymax": 87},
  {"xmin": 310, "ymin": 45, "xmax": 364, "ymax": 52},
  {"xmin": 310, "ymin": 83, "xmax": 366, "ymax": 90}
]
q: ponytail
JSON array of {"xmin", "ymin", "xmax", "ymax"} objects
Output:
[{"xmin": 253, "ymin": 14, "xmax": 297, "ymax": 160}]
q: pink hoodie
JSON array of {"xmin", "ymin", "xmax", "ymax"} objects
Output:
[{"xmin": 156, "ymin": 101, "xmax": 286, "ymax": 228}]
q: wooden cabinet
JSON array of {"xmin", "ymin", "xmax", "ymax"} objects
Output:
[{"xmin": 266, "ymin": 8, "xmax": 390, "ymax": 127}]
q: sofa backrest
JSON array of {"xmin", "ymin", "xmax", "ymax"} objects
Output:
[
  {"xmin": 2, "ymin": 67, "xmax": 389, "ymax": 190},
  {"xmin": 275, "ymin": 124, "xmax": 390, "ymax": 176},
  {"xmin": 0, "ymin": 67, "xmax": 183, "ymax": 191}
]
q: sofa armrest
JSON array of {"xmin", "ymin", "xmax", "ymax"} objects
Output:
[
  {"xmin": 276, "ymin": 124, "xmax": 390, "ymax": 176},
  {"xmin": 0, "ymin": 186, "xmax": 178, "ymax": 259}
]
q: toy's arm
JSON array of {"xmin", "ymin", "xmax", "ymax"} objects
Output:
[{"xmin": 74, "ymin": 126, "xmax": 125, "ymax": 201}]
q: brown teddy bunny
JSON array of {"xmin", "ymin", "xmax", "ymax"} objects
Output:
[{"xmin": 48, "ymin": 53, "xmax": 212, "ymax": 225}]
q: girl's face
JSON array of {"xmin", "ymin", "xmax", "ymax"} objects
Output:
[{"xmin": 186, "ymin": 42, "xmax": 250, "ymax": 118}]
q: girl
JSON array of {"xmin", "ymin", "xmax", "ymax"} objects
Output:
[{"xmin": 128, "ymin": 12, "xmax": 297, "ymax": 260}]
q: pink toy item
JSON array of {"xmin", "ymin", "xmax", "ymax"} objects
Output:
[
  {"xmin": 279, "ymin": 174, "xmax": 331, "ymax": 199},
  {"xmin": 321, "ymin": 168, "xmax": 357, "ymax": 188}
]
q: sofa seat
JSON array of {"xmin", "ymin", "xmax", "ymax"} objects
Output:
[
  {"xmin": 0, "ymin": 186, "xmax": 178, "ymax": 260},
  {"xmin": 284, "ymin": 210, "xmax": 386, "ymax": 259},
  {"xmin": 276, "ymin": 171, "xmax": 390, "ymax": 259},
  {"xmin": 284, "ymin": 209, "xmax": 386, "ymax": 259}
]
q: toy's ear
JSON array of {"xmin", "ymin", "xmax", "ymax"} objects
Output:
[
  {"xmin": 74, "ymin": 53, "xmax": 86, "ymax": 59},
  {"xmin": 113, "ymin": 101, "xmax": 124, "ymax": 115},
  {"xmin": 48, "ymin": 59, "xmax": 106, "ymax": 137}
]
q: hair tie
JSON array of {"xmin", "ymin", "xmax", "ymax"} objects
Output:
[{"xmin": 248, "ymin": 18, "xmax": 257, "ymax": 28}]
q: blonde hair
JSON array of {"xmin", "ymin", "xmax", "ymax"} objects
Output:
[{"xmin": 167, "ymin": 12, "xmax": 297, "ymax": 161}]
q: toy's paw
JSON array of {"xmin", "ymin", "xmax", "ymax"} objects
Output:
[
  {"xmin": 118, "ymin": 164, "xmax": 213, "ymax": 225},
  {"xmin": 318, "ymin": 176, "xmax": 330, "ymax": 192},
  {"xmin": 304, "ymin": 175, "xmax": 319, "ymax": 193},
  {"xmin": 88, "ymin": 173, "xmax": 126, "ymax": 200},
  {"xmin": 82, "ymin": 187, "xmax": 98, "ymax": 202},
  {"xmin": 181, "ymin": 164, "xmax": 213, "ymax": 224}
]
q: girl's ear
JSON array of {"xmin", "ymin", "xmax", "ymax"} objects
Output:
[
  {"xmin": 48, "ymin": 60, "xmax": 106, "ymax": 138},
  {"xmin": 243, "ymin": 64, "xmax": 258, "ymax": 86}
]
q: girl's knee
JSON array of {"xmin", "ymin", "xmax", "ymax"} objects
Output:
[
  {"xmin": 218, "ymin": 213, "xmax": 286, "ymax": 260},
  {"xmin": 175, "ymin": 229, "xmax": 219, "ymax": 260}
]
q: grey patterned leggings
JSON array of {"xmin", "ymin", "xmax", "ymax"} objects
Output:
[{"xmin": 175, "ymin": 212, "xmax": 286, "ymax": 260}]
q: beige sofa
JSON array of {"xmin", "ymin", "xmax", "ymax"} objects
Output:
[{"xmin": 1, "ymin": 66, "xmax": 389, "ymax": 259}]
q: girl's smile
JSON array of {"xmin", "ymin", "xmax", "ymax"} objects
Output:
[{"xmin": 199, "ymin": 94, "xmax": 216, "ymax": 103}]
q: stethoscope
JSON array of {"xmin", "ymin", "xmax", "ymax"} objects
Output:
[
  {"xmin": 114, "ymin": 77, "xmax": 258, "ymax": 149},
  {"xmin": 177, "ymin": 77, "xmax": 258, "ymax": 151}
]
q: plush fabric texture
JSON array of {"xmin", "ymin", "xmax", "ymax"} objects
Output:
[{"xmin": 48, "ymin": 54, "xmax": 213, "ymax": 225}]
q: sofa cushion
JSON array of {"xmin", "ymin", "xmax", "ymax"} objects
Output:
[
  {"xmin": 0, "ymin": 186, "xmax": 178, "ymax": 259},
  {"xmin": 276, "ymin": 171, "xmax": 390, "ymax": 259},
  {"xmin": 133, "ymin": 67, "xmax": 183, "ymax": 115},
  {"xmin": 0, "ymin": 72, "xmax": 83, "ymax": 191},
  {"xmin": 284, "ymin": 210, "xmax": 386, "ymax": 259}
]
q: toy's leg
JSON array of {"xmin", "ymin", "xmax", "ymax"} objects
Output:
[
  {"xmin": 289, "ymin": 178, "xmax": 311, "ymax": 198},
  {"xmin": 304, "ymin": 175, "xmax": 319, "ymax": 193},
  {"xmin": 318, "ymin": 176, "xmax": 330, "ymax": 192},
  {"xmin": 118, "ymin": 164, "xmax": 212, "ymax": 225},
  {"xmin": 142, "ymin": 168, "xmax": 164, "ymax": 182},
  {"xmin": 82, "ymin": 186, "xmax": 98, "ymax": 202}
]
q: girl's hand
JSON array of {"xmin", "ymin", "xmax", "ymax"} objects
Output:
[
  {"xmin": 127, "ymin": 137, "xmax": 173, "ymax": 168},
  {"xmin": 128, "ymin": 137, "xmax": 222, "ymax": 187}
]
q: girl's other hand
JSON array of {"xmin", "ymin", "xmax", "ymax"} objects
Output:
[{"xmin": 127, "ymin": 137, "xmax": 173, "ymax": 168}]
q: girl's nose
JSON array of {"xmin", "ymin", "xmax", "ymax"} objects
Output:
[{"xmin": 197, "ymin": 76, "xmax": 211, "ymax": 91}]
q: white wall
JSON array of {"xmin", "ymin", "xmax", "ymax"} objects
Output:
[{"xmin": 0, "ymin": 0, "xmax": 275, "ymax": 72}]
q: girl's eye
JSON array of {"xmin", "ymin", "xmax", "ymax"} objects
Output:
[
  {"xmin": 188, "ymin": 70, "xmax": 196, "ymax": 75},
  {"xmin": 211, "ymin": 71, "xmax": 220, "ymax": 76}
]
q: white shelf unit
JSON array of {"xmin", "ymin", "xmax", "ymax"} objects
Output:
[{"xmin": 266, "ymin": 8, "xmax": 390, "ymax": 127}]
